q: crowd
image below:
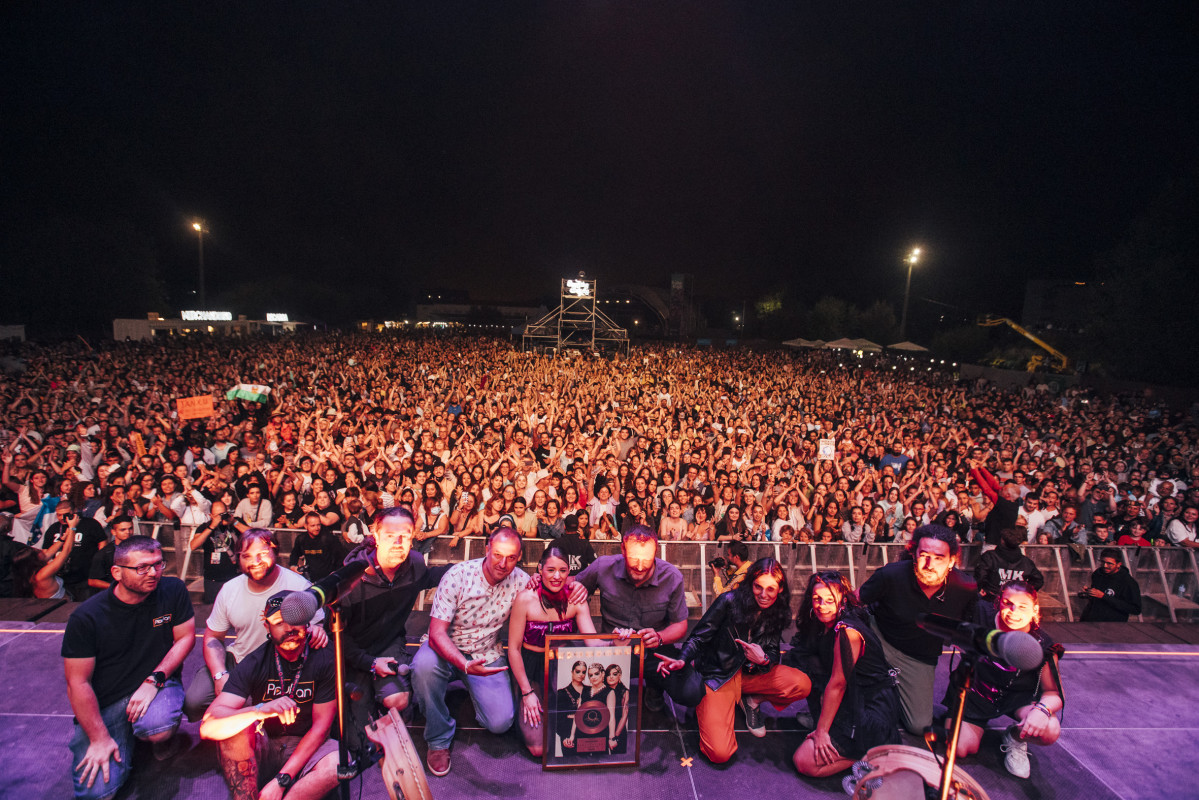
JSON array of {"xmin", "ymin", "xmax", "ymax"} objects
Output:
[{"xmin": 0, "ymin": 331, "xmax": 1194, "ymax": 797}]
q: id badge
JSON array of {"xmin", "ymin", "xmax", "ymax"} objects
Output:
[{"xmin": 211, "ymin": 551, "xmax": 222, "ymax": 565}]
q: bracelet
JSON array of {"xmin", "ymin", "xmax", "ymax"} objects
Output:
[
  {"xmin": 522, "ymin": 689, "xmax": 535, "ymax": 697},
  {"xmin": 1032, "ymin": 702, "xmax": 1053, "ymax": 717}
]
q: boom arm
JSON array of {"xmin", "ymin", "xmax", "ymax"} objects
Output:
[{"xmin": 978, "ymin": 316, "xmax": 1069, "ymax": 371}]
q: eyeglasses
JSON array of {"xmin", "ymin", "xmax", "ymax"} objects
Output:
[{"xmin": 114, "ymin": 560, "xmax": 166, "ymax": 576}]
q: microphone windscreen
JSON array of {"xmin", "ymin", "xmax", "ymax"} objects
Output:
[
  {"xmin": 280, "ymin": 590, "xmax": 321, "ymax": 626},
  {"xmin": 997, "ymin": 630, "xmax": 1044, "ymax": 671},
  {"xmin": 395, "ymin": 663, "xmax": 412, "ymax": 677}
]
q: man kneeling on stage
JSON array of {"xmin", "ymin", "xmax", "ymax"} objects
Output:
[{"xmin": 201, "ymin": 590, "xmax": 339, "ymax": 800}]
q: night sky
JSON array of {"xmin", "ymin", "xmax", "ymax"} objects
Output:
[{"xmin": 3, "ymin": 2, "xmax": 1196, "ymax": 324}]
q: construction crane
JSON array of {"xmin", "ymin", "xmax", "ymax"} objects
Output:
[{"xmin": 977, "ymin": 315, "xmax": 1070, "ymax": 373}]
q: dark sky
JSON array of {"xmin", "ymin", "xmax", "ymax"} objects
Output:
[{"xmin": 3, "ymin": 2, "xmax": 1196, "ymax": 321}]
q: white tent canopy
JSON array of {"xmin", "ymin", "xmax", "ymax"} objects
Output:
[
  {"xmin": 850, "ymin": 338, "xmax": 883, "ymax": 352},
  {"xmin": 782, "ymin": 337, "xmax": 826, "ymax": 349},
  {"xmin": 887, "ymin": 340, "xmax": 930, "ymax": 352}
]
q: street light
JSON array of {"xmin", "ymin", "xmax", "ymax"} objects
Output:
[
  {"xmin": 192, "ymin": 221, "xmax": 207, "ymax": 308},
  {"xmin": 899, "ymin": 247, "xmax": 920, "ymax": 340}
]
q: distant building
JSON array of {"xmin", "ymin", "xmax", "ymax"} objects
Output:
[
  {"xmin": 1022, "ymin": 280, "xmax": 1098, "ymax": 332},
  {"xmin": 112, "ymin": 313, "xmax": 303, "ymax": 341},
  {"xmin": 0, "ymin": 325, "xmax": 26, "ymax": 343}
]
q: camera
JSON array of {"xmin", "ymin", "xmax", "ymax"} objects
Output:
[
  {"xmin": 708, "ymin": 557, "xmax": 727, "ymax": 570},
  {"xmin": 222, "ymin": 512, "xmax": 234, "ymax": 525}
]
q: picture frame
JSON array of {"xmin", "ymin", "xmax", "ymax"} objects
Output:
[{"xmin": 541, "ymin": 633, "xmax": 643, "ymax": 769}]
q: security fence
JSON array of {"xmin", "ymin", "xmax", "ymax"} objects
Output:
[{"xmin": 134, "ymin": 521, "xmax": 1199, "ymax": 624}]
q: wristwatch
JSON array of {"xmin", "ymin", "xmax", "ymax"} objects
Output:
[
  {"xmin": 275, "ymin": 772, "xmax": 294, "ymax": 789},
  {"xmin": 145, "ymin": 670, "xmax": 167, "ymax": 689},
  {"xmin": 213, "ymin": 670, "xmax": 229, "ymax": 681}
]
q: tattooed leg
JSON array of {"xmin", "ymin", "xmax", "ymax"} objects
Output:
[{"xmin": 217, "ymin": 730, "xmax": 260, "ymax": 800}]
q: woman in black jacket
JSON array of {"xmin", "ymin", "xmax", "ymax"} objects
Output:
[{"xmin": 657, "ymin": 558, "xmax": 811, "ymax": 763}]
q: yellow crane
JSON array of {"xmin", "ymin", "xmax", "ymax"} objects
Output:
[{"xmin": 977, "ymin": 315, "xmax": 1070, "ymax": 373}]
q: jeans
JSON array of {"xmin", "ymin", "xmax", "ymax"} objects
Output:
[
  {"xmin": 68, "ymin": 678, "xmax": 184, "ymax": 800},
  {"xmin": 410, "ymin": 641, "xmax": 515, "ymax": 750}
]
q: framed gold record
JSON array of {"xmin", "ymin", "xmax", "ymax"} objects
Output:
[{"xmin": 542, "ymin": 633, "xmax": 643, "ymax": 769}]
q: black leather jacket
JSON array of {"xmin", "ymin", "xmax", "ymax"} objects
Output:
[{"xmin": 678, "ymin": 592, "xmax": 781, "ymax": 689}]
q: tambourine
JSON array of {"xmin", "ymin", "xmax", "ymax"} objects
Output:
[
  {"xmin": 844, "ymin": 744, "xmax": 990, "ymax": 800},
  {"xmin": 365, "ymin": 707, "xmax": 433, "ymax": 800}
]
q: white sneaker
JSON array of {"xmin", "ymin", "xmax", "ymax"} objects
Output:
[{"xmin": 1001, "ymin": 728, "xmax": 1030, "ymax": 779}]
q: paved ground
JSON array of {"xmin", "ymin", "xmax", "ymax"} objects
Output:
[{"xmin": 3, "ymin": 602, "xmax": 1197, "ymax": 800}]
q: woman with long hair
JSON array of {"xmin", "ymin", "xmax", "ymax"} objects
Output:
[
  {"xmin": 947, "ymin": 580, "xmax": 1063, "ymax": 779},
  {"xmin": 604, "ymin": 664, "xmax": 630, "ymax": 754},
  {"xmin": 449, "ymin": 490, "xmax": 484, "ymax": 546},
  {"xmin": 508, "ymin": 545, "xmax": 597, "ymax": 757},
  {"xmin": 414, "ymin": 479, "xmax": 448, "ymax": 555},
  {"xmin": 11, "ymin": 533, "xmax": 75, "ymax": 598},
  {"xmin": 715, "ymin": 503, "xmax": 746, "ymax": 541},
  {"xmin": 789, "ymin": 571, "xmax": 901, "ymax": 777},
  {"xmin": 657, "ymin": 558, "xmax": 811, "ymax": 764}
]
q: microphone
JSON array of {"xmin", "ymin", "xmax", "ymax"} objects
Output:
[
  {"xmin": 281, "ymin": 558, "xmax": 372, "ymax": 626},
  {"xmin": 916, "ymin": 612, "xmax": 1044, "ymax": 671}
]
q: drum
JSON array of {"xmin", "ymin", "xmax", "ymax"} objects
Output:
[
  {"xmin": 844, "ymin": 744, "xmax": 990, "ymax": 800},
  {"xmin": 365, "ymin": 708, "xmax": 433, "ymax": 800}
]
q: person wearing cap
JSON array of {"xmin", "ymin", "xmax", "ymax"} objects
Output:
[
  {"xmin": 42, "ymin": 499, "xmax": 108, "ymax": 600},
  {"xmin": 62, "ymin": 535, "xmax": 194, "ymax": 799},
  {"xmin": 185, "ymin": 529, "xmax": 327, "ymax": 723},
  {"xmin": 201, "ymin": 589, "xmax": 340, "ymax": 800},
  {"xmin": 411, "ymin": 527, "xmax": 528, "ymax": 777}
]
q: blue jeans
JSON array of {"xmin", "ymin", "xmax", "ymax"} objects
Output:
[
  {"xmin": 411, "ymin": 641, "xmax": 514, "ymax": 750},
  {"xmin": 68, "ymin": 678, "xmax": 184, "ymax": 800}
]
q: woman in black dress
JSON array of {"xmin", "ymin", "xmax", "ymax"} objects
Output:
[
  {"xmin": 604, "ymin": 664, "xmax": 630, "ymax": 755},
  {"xmin": 555, "ymin": 660, "xmax": 588, "ymax": 752},
  {"xmin": 790, "ymin": 570, "xmax": 901, "ymax": 778}
]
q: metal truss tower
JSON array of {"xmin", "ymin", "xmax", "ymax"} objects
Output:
[{"xmin": 522, "ymin": 274, "xmax": 629, "ymax": 354}]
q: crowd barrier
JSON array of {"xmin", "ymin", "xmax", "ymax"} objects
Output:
[{"xmin": 132, "ymin": 521, "xmax": 1199, "ymax": 624}]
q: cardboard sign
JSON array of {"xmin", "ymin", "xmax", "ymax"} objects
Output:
[
  {"xmin": 818, "ymin": 438, "xmax": 836, "ymax": 461},
  {"xmin": 177, "ymin": 395, "xmax": 215, "ymax": 420}
]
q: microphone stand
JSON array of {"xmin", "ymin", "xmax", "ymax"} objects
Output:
[
  {"xmin": 330, "ymin": 603, "xmax": 382, "ymax": 799},
  {"xmin": 925, "ymin": 651, "xmax": 976, "ymax": 800}
]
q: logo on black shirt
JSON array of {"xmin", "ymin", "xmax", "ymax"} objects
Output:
[
  {"xmin": 264, "ymin": 679, "xmax": 315, "ymax": 703},
  {"xmin": 152, "ymin": 614, "xmax": 172, "ymax": 627}
]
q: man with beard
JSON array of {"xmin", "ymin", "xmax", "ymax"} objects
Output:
[
  {"xmin": 1080, "ymin": 549, "xmax": 1143, "ymax": 622},
  {"xmin": 184, "ymin": 529, "xmax": 327, "ymax": 722},
  {"xmin": 201, "ymin": 590, "xmax": 340, "ymax": 800},
  {"xmin": 859, "ymin": 525, "xmax": 977, "ymax": 734},
  {"xmin": 339, "ymin": 508, "xmax": 449, "ymax": 726}
]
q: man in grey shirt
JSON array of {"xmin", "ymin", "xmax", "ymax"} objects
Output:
[{"xmin": 570, "ymin": 526, "xmax": 704, "ymax": 707}]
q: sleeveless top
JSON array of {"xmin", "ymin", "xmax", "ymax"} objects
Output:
[{"xmin": 523, "ymin": 618, "xmax": 577, "ymax": 648}]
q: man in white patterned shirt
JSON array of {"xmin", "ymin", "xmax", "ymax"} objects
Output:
[{"xmin": 411, "ymin": 528, "xmax": 527, "ymax": 777}]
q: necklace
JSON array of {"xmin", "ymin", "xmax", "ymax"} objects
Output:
[{"xmin": 273, "ymin": 642, "xmax": 310, "ymax": 700}]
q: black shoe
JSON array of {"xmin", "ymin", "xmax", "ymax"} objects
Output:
[{"xmin": 645, "ymin": 688, "xmax": 665, "ymax": 713}]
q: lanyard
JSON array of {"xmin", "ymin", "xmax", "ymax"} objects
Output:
[{"xmin": 273, "ymin": 642, "xmax": 309, "ymax": 699}]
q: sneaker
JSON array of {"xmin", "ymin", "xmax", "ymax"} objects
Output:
[
  {"xmin": 427, "ymin": 747, "xmax": 451, "ymax": 777},
  {"xmin": 740, "ymin": 696, "xmax": 766, "ymax": 738},
  {"xmin": 1001, "ymin": 728, "xmax": 1030, "ymax": 779}
]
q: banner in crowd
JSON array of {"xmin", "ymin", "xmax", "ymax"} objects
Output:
[
  {"xmin": 176, "ymin": 394, "xmax": 215, "ymax": 419},
  {"xmin": 226, "ymin": 383, "xmax": 272, "ymax": 403}
]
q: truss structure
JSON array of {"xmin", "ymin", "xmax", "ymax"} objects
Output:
[{"xmin": 522, "ymin": 275, "xmax": 629, "ymax": 354}]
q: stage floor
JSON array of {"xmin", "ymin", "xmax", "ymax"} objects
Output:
[{"xmin": 2, "ymin": 607, "xmax": 1196, "ymax": 800}]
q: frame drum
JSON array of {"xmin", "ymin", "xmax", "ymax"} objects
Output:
[
  {"xmin": 365, "ymin": 708, "xmax": 433, "ymax": 800},
  {"xmin": 845, "ymin": 744, "xmax": 990, "ymax": 800}
]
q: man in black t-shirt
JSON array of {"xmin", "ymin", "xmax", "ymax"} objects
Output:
[
  {"xmin": 188, "ymin": 500, "xmax": 242, "ymax": 603},
  {"xmin": 86, "ymin": 515, "xmax": 135, "ymax": 597},
  {"xmin": 62, "ymin": 536, "xmax": 195, "ymax": 799},
  {"xmin": 859, "ymin": 525, "xmax": 977, "ymax": 734},
  {"xmin": 290, "ymin": 512, "xmax": 345, "ymax": 582},
  {"xmin": 201, "ymin": 590, "xmax": 339, "ymax": 800},
  {"xmin": 42, "ymin": 500, "xmax": 107, "ymax": 600}
]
